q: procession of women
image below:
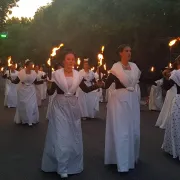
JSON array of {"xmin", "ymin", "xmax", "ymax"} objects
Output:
[{"xmin": 0, "ymin": 44, "xmax": 180, "ymax": 179}]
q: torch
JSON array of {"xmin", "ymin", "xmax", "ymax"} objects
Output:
[
  {"xmin": 77, "ymin": 58, "xmax": 81, "ymax": 70},
  {"xmin": 97, "ymin": 53, "xmax": 103, "ymax": 80},
  {"xmin": 47, "ymin": 43, "xmax": 64, "ymax": 80},
  {"xmin": 168, "ymin": 62, "xmax": 172, "ymax": 69},
  {"xmin": 150, "ymin": 66, "xmax": 155, "ymax": 72},
  {"xmin": 7, "ymin": 56, "xmax": 12, "ymax": 77},
  {"xmin": 47, "ymin": 58, "xmax": 52, "ymax": 80},
  {"xmin": 1, "ymin": 67, "xmax": 4, "ymax": 72},
  {"xmin": 91, "ymin": 67, "xmax": 95, "ymax": 71},
  {"xmin": 169, "ymin": 39, "xmax": 177, "ymax": 62},
  {"xmin": 97, "ymin": 46, "xmax": 105, "ymax": 80}
]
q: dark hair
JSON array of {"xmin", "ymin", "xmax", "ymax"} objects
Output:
[
  {"xmin": 116, "ymin": 44, "xmax": 131, "ymax": 55},
  {"xmin": 54, "ymin": 63, "xmax": 62, "ymax": 70},
  {"xmin": 25, "ymin": 60, "xmax": 33, "ymax": 67},
  {"xmin": 62, "ymin": 49, "xmax": 76, "ymax": 60}
]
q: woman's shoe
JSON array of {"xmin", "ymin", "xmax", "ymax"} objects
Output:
[{"xmin": 60, "ymin": 173, "xmax": 68, "ymax": 178}]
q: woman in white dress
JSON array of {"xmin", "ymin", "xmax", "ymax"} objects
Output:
[
  {"xmin": 34, "ymin": 65, "xmax": 44, "ymax": 107},
  {"xmin": 103, "ymin": 44, "xmax": 141, "ymax": 172},
  {"xmin": 155, "ymin": 68, "xmax": 177, "ymax": 129},
  {"xmin": 3, "ymin": 63, "xmax": 18, "ymax": 108},
  {"xmin": 77, "ymin": 59, "xmax": 99, "ymax": 120},
  {"xmin": 11, "ymin": 60, "xmax": 43, "ymax": 126},
  {"xmin": 149, "ymin": 78, "xmax": 163, "ymax": 111},
  {"xmin": 41, "ymin": 51, "xmax": 100, "ymax": 178},
  {"xmin": 162, "ymin": 67, "xmax": 180, "ymax": 160}
]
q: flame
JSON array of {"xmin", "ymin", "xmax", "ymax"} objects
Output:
[
  {"xmin": 91, "ymin": 67, "xmax": 95, "ymax": 71},
  {"xmin": 1, "ymin": 67, "xmax": 4, "ymax": 72},
  {"xmin": 98, "ymin": 53, "xmax": 103, "ymax": 66},
  {"xmin": 108, "ymin": 70, "xmax": 110, "ymax": 74},
  {"xmin": 8, "ymin": 56, "xmax": 12, "ymax": 67},
  {"xmin": 169, "ymin": 62, "xmax": 172, "ymax": 68},
  {"xmin": 47, "ymin": 58, "xmax": 51, "ymax": 66},
  {"xmin": 169, "ymin": 39, "xmax": 177, "ymax": 47},
  {"xmin": 32, "ymin": 64, "xmax": 35, "ymax": 69},
  {"xmin": 104, "ymin": 63, "xmax": 107, "ymax": 71},
  {"xmin": 77, "ymin": 66, "xmax": 79, "ymax": 69},
  {"xmin": 50, "ymin": 43, "xmax": 64, "ymax": 57},
  {"xmin": 77, "ymin": 58, "xmax": 81, "ymax": 65},
  {"xmin": 101, "ymin": 46, "xmax": 105, "ymax": 53},
  {"xmin": 52, "ymin": 68, "xmax": 55, "ymax": 72},
  {"xmin": 151, "ymin": 66, "xmax": 155, "ymax": 72},
  {"xmin": 15, "ymin": 63, "xmax": 17, "ymax": 69}
]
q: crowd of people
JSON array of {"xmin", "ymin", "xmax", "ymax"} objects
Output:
[{"xmin": 0, "ymin": 44, "xmax": 179, "ymax": 178}]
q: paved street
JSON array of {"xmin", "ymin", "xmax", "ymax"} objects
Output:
[{"xmin": 0, "ymin": 93, "xmax": 180, "ymax": 180}]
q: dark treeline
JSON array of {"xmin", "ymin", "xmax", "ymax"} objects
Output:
[{"xmin": 0, "ymin": 0, "xmax": 180, "ymax": 72}]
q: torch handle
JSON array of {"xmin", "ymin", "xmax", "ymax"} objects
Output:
[{"xmin": 99, "ymin": 66, "xmax": 101, "ymax": 81}]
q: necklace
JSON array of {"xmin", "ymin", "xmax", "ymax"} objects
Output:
[
  {"xmin": 121, "ymin": 62, "xmax": 129, "ymax": 68},
  {"xmin": 64, "ymin": 69, "xmax": 72, "ymax": 74}
]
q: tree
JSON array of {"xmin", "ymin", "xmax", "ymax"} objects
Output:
[
  {"xmin": 1, "ymin": 0, "xmax": 180, "ymax": 69},
  {"xmin": 0, "ymin": 0, "xmax": 19, "ymax": 31}
]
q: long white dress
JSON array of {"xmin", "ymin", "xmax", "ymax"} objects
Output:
[
  {"xmin": 42, "ymin": 69, "xmax": 83, "ymax": 175},
  {"xmin": 162, "ymin": 70, "xmax": 180, "ymax": 160},
  {"xmin": 4, "ymin": 70, "xmax": 18, "ymax": 108},
  {"xmin": 46, "ymin": 71, "xmax": 56, "ymax": 120},
  {"xmin": 77, "ymin": 70, "xmax": 99, "ymax": 118},
  {"xmin": 155, "ymin": 71, "xmax": 177, "ymax": 129},
  {"xmin": 149, "ymin": 78, "xmax": 163, "ymax": 111},
  {"xmin": 35, "ymin": 70, "xmax": 43, "ymax": 106},
  {"xmin": 14, "ymin": 69, "xmax": 39, "ymax": 125},
  {"xmin": 105, "ymin": 62, "xmax": 141, "ymax": 172}
]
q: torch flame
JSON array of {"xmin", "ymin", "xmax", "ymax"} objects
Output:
[
  {"xmin": 52, "ymin": 68, "xmax": 55, "ymax": 72},
  {"xmin": 47, "ymin": 58, "xmax": 51, "ymax": 66},
  {"xmin": 77, "ymin": 58, "xmax": 81, "ymax": 65},
  {"xmin": 8, "ymin": 56, "xmax": 12, "ymax": 67},
  {"xmin": 151, "ymin": 66, "xmax": 155, "ymax": 72},
  {"xmin": 15, "ymin": 63, "xmax": 17, "ymax": 69},
  {"xmin": 98, "ymin": 53, "xmax": 103, "ymax": 66},
  {"xmin": 169, "ymin": 39, "xmax": 177, "ymax": 47},
  {"xmin": 50, "ymin": 43, "xmax": 64, "ymax": 57},
  {"xmin": 91, "ymin": 67, "xmax": 95, "ymax": 71},
  {"xmin": 104, "ymin": 63, "xmax": 107, "ymax": 71},
  {"xmin": 101, "ymin": 46, "xmax": 105, "ymax": 53},
  {"xmin": 169, "ymin": 62, "xmax": 172, "ymax": 68},
  {"xmin": 1, "ymin": 67, "xmax": 4, "ymax": 72}
]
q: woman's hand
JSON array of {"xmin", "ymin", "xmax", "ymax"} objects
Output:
[{"xmin": 97, "ymin": 80, "xmax": 104, "ymax": 88}]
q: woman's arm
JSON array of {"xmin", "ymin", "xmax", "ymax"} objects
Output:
[
  {"xmin": 11, "ymin": 77, "xmax": 20, "ymax": 84},
  {"xmin": 34, "ymin": 79, "xmax": 44, "ymax": 85},
  {"xmin": 79, "ymin": 79, "xmax": 99, "ymax": 93},
  {"xmin": 47, "ymin": 82, "xmax": 57, "ymax": 95},
  {"xmin": 162, "ymin": 79, "xmax": 175, "ymax": 91},
  {"xmin": 103, "ymin": 73, "xmax": 116, "ymax": 89}
]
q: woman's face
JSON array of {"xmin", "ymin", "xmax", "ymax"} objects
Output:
[
  {"xmin": 63, "ymin": 53, "xmax": 75, "ymax": 69},
  {"xmin": 27, "ymin": 62, "xmax": 34, "ymax": 70},
  {"xmin": 34, "ymin": 66, "xmax": 39, "ymax": 71},
  {"xmin": 83, "ymin": 62, "xmax": 89, "ymax": 70},
  {"xmin": 120, "ymin": 46, "xmax": 131, "ymax": 61}
]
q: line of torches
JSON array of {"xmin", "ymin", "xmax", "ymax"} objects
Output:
[{"xmin": 1, "ymin": 39, "xmax": 177, "ymax": 77}]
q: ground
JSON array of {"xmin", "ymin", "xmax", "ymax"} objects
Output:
[{"xmin": 0, "ymin": 93, "xmax": 180, "ymax": 180}]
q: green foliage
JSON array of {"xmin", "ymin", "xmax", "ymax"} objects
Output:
[{"xmin": 0, "ymin": 0, "xmax": 19, "ymax": 30}]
